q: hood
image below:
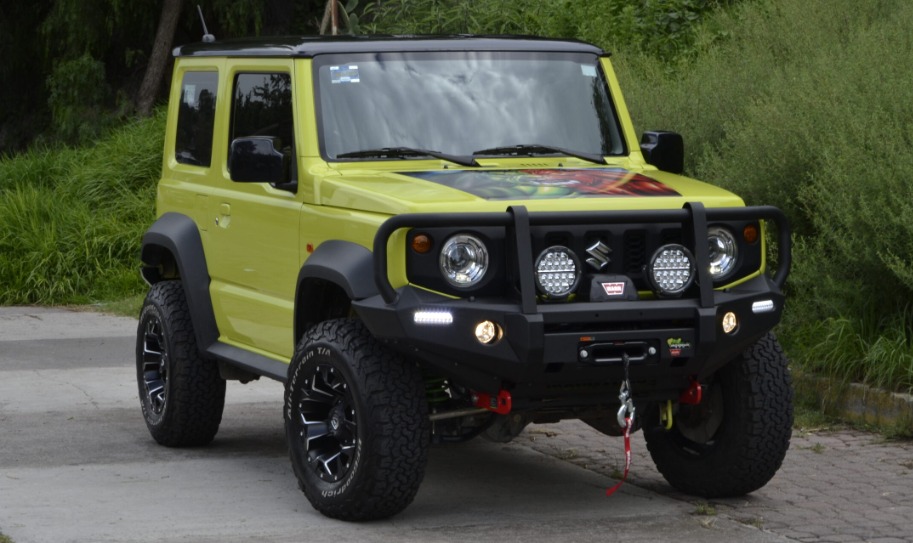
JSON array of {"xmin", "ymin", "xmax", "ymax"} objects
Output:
[{"xmin": 317, "ymin": 167, "xmax": 744, "ymax": 215}]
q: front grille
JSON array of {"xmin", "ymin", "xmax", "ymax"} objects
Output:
[
  {"xmin": 379, "ymin": 205, "xmax": 788, "ymax": 306},
  {"xmin": 402, "ymin": 213, "xmax": 762, "ymax": 301},
  {"xmin": 623, "ymin": 230, "xmax": 646, "ymax": 274},
  {"xmin": 531, "ymin": 224, "xmax": 684, "ymax": 291}
]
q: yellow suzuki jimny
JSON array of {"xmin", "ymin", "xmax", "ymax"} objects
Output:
[{"xmin": 136, "ymin": 34, "xmax": 793, "ymax": 521}]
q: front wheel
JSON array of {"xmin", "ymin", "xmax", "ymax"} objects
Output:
[
  {"xmin": 285, "ymin": 319, "xmax": 430, "ymax": 521},
  {"xmin": 643, "ymin": 333, "xmax": 792, "ymax": 497}
]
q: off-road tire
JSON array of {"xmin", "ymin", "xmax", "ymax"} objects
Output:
[
  {"xmin": 285, "ymin": 318, "xmax": 430, "ymax": 521},
  {"xmin": 136, "ymin": 281, "xmax": 226, "ymax": 447},
  {"xmin": 643, "ymin": 332, "xmax": 792, "ymax": 497}
]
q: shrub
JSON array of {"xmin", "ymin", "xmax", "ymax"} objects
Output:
[
  {"xmin": 363, "ymin": 0, "xmax": 733, "ymax": 61},
  {"xmin": 615, "ymin": 0, "xmax": 913, "ymax": 391}
]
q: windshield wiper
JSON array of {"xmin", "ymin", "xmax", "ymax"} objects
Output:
[
  {"xmin": 472, "ymin": 144, "xmax": 607, "ymax": 165},
  {"xmin": 336, "ymin": 147, "xmax": 479, "ymax": 167}
]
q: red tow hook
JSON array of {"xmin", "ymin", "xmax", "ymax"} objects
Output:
[
  {"xmin": 473, "ymin": 390, "xmax": 512, "ymax": 415},
  {"xmin": 679, "ymin": 378, "xmax": 703, "ymax": 405}
]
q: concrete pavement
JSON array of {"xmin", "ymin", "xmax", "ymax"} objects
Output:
[{"xmin": 1, "ymin": 306, "xmax": 910, "ymax": 542}]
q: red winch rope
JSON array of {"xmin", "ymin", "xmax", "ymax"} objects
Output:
[{"xmin": 605, "ymin": 416, "xmax": 632, "ymax": 497}]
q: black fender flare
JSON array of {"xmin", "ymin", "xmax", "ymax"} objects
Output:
[
  {"xmin": 294, "ymin": 240, "xmax": 377, "ymax": 340},
  {"xmin": 140, "ymin": 212, "xmax": 218, "ymax": 351}
]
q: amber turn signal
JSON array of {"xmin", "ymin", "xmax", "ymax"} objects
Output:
[
  {"xmin": 411, "ymin": 233, "xmax": 432, "ymax": 253},
  {"xmin": 743, "ymin": 224, "xmax": 759, "ymax": 244}
]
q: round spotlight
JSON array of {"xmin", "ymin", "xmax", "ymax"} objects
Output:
[
  {"xmin": 534, "ymin": 246, "xmax": 581, "ymax": 299},
  {"xmin": 647, "ymin": 244, "xmax": 695, "ymax": 297},
  {"xmin": 722, "ymin": 311, "xmax": 739, "ymax": 334},
  {"xmin": 440, "ymin": 234, "xmax": 489, "ymax": 288},
  {"xmin": 708, "ymin": 227, "xmax": 738, "ymax": 280},
  {"xmin": 475, "ymin": 320, "xmax": 502, "ymax": 344}
]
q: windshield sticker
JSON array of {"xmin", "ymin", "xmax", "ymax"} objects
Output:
[
  {"xmin": 581, "ymin": 65, "xmax": 598, "ymax": 77},
  {"xmin": 182, "ymin": 85, "xmax": 197, "ymax": 106},
  {"xmin": 330, "ymin": 65, "xmax": 360, "ymax": 84},
  {"xmin": 401, "ymin": 169, "xmax": 680, "ymax": 200}
]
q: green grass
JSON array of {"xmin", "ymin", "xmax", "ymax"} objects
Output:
[
  {"xmin": 83, "ymin": 293, "xmax": 145, "ymax": 319},
  {"xmin": 0, "ymin": 110, "xmax": 163, "ymax": 305},
  {"xmin": 693, "ymin": 502, "xmax": 717, "ymax": 516},
  {"xmin": 0, "ymin": 532, "xmax": 13, "ymax": 543}
]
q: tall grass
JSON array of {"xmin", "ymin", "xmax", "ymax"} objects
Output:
[
  {"xmin": 615, "ymin": 0, "xmax": 913, "ymax": 391},
  {"xmin": 0, "ymin": 110, "xmax": 164, "ymax": 304}
]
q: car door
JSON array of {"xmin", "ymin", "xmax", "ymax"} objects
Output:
[{"xmin": 206, "ymin": 60, "xmax": 302, "ymax": 360}]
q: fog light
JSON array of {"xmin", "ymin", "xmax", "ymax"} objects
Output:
[
  {"xmin": 722, "ymin": 311, "xmax": 738, "ymax": 334},
  {"xmin": 414, "ymin": 310, "xmax": 453, "ymax": 325},
  {"xmin": 475, "ymin": 320, "xmax": 502, "ymax": 344},
  {"xmin": 647, "ymin": 244, "xmax": 695, "ymax": 297},
  {"xmin": 752, "ymin": 299, "xmax": 775, "ymax": 314}
]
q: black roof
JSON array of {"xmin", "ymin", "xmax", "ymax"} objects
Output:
[{"xmin": 174, "ymin": 35, "xmax": 605, "ymax": 58}]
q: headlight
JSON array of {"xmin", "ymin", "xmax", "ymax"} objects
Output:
[
  {"xmin": 440, "ymin": 234, "xmax": 489, "ymax": 288},
  {"xmin": 707, "ymin": 226, "xmax": 738, "ymax": 280},
  {"xmin": 647, "ymin": 244, "xmax": 695, "ymax": 297},
  {"xmin": 535, "ymin": 246, "xmax": 581, "ymax": 299}
]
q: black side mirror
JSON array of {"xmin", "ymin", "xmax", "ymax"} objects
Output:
[
  {"xmin": 229, "ymin": 136, "xmax": 288, "ymax": 183},
  {"xmin": 640, "ymin": 131, "xmax": 684, "ymax": 174}
]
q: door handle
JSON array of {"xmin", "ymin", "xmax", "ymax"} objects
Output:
[{"xmin": 216, "ymin": 203, "xmax": 231, "ymax": 227}]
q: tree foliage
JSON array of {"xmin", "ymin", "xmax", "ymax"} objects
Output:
[{"xmin": 0, "ymin": 0, "xmax": 328, "ymax": 153}]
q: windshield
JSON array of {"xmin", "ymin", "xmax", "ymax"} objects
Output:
[{"xmin": 314, "ymin": 51, "xmax": 625, "ymax": 161}]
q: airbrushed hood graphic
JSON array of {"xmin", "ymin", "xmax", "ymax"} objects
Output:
[{"xmin": 400, "ymin": 168, "xmax": 680, "ymax": 200}]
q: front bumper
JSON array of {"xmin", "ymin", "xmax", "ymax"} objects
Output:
[{"xmin": 354, "ymin": 203, "xmax": 790, "ymax": 408}]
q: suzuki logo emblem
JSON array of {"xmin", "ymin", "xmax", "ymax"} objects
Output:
[{"xmin": 586, "ymin": 241, "xmax": 612, "ymax": 271}]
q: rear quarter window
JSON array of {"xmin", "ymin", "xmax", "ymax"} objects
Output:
[{"xmin": 175, "ymin": 71, "xmax": 218, "ymax": 167}]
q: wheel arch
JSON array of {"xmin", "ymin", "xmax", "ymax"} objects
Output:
[
  {"xmin": 294, "ymin": 240, "xmax": 377, "ymax": 342},
  {"xmin": 140, "ymin": 212, "xmax": 219, "ymax": 351}
]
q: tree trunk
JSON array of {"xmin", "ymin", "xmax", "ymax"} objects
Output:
[{"xmin": 136, "ymin": 0, "xmax": 184, "ymax": 117}]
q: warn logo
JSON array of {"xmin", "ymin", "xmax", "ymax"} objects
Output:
[{"xmin": 601, "ymin": 282, "xmax": 625, "ymax": 296}]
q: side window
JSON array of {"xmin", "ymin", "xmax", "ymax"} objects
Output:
[
  {"xmin": 230, "ymin": 73, "xmax": 293, "ymax": 153},
  {"xmin": 175, "ymin": 71, "xmax": 218, "ymax": 167}
]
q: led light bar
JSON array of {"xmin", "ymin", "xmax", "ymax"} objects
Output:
[{"xmin": 413, "ymin": 310, "xmax": 454, "ymax": 325}]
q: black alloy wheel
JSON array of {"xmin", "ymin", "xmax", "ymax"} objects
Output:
[
  {"xmin": 140, "ymin": 316, "xmax": 169, "ymax": 416},
  {"xmin": 293, "ymin": 363, "xmax": 358, "ymax": 482}
]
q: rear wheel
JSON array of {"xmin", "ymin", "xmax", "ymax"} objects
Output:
[
  {"xmin": 136, "ymin": 281, "xmax": 225, "ymax": 447},
  {"xmin": 643, "ymin": 333, "xmax": 792, "ymax": 497},
  {"xmin": 285, "ymin": 319, "xmax": 430, "ymax": 520}
]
